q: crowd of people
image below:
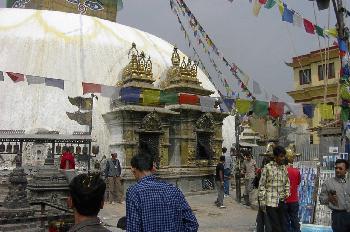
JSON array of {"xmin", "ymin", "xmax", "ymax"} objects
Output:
[
  {"xmin": 216, "ymin": 145, "xmax": 350, "ymax": 232},
  {"xmin": 60, "ymin": 144, "xmax": 350, "ymax": 232}
]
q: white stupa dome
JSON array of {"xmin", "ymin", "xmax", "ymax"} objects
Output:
[{"xmin": 0, "ymin": 8, "xmax": 235, "ymax": 158}]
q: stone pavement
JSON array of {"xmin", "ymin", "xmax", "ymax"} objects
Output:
[{"xmin": 99, "ymin": 192, "xmax": 257, "ymax": 232}]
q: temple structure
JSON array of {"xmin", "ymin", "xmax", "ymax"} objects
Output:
[{"xmin": 104, "ymin": 44, "xmax": 227, "ymax": 191}]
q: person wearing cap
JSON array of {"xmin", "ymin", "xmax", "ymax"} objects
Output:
[{"xmin": 104, "ymin": 153, "xmax": 123, "ymax": 204}]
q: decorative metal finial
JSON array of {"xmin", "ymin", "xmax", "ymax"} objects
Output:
[{"xmin": 171, "ymin": 46, "xmax": 180, "ymax": 66}]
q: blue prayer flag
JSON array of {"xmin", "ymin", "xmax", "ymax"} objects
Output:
[
  {"xmin": 120, "ymin": 87, "xmax": 141, "ymax": 103},
  {"xmin": 303, "ymin": 104, "xmax": 314, "ymax": 118},
  {"xmin": 282, "ymin": 7, "xmax": 294, "ymax": 23},
  {"xmin": 339, "ymin": 39, "xmax": 348, "ymax": 52}
]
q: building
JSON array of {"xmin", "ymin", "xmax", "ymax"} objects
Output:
[
  {"xmin": 287, "ymin": 45, "xmax": 340, "ymax": 144},
  {"xmin": 6, "ymin": 0, "xmax": 119, "ymax": 22}
]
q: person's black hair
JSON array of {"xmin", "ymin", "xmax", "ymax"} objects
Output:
[
  {"xmin": 130, "ymin": 152, "xmax": 154, "ymax": 171},
  {"xmin": 273, "ymin": 145, "xmax": 286, "ymax": 157},
  {"xmin": 220, "ymin": 155, "xmax": 225, "ymax": 162},
  {"xmin": 335, "ymin": 159, "xmax": 349, "ymax": 170},
  {"xmin": 69, "ymin": 173, "xmax": 106, "ymax": 216},
  {"xmin": 222, "ymin": 147, "xmax": 227, "ymax": 153}
]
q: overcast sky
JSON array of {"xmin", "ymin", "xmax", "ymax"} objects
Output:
[{"xmin": 0, "ymin": 0, "xmax": 346, "ymax": 102}]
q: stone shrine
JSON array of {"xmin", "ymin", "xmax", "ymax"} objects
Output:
[{"xmin": 104, "ymin": 44, "xmax": 227, "ymax": 192}]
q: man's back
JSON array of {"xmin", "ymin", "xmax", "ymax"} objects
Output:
[{"xmin": 126, "ymin": 175, "xmax": 198, "ymax": 232}]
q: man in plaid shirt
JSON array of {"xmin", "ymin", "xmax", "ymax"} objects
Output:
[
  {"xmin": 126, "ymin": 152, "xmax": 198, "ymax": 232},
  {"xmin": 258, "ymin": 146, "xmax": 290, "ymax": 232}
]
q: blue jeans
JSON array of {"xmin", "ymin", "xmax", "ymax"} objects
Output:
[{"xmin": 223, "ymin": 168, "xmax": 231, "ymax": 195}]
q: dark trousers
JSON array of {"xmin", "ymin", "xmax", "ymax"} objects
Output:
[
  {"xmin": 283, "ymin": 202, "xmax": 300, "ymax": 232},
  {"xmin": 256, "ymin": 208, "xmax": 272, "ymax": 232},
  {"xmin": 331, "ymin": 210, "xmax": 350, "ymax": 232},
  {"xmin": 266, "ymin": 201, "xmax": 285, "ymax": 232},
  {"xmin": 224, "ymin": 168, "xmax": 231, "ymax": 195}
]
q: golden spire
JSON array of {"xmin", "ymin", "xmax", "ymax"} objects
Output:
[{"xmin": 171, "ymin": 47, "xmax": 181, "ymax": 66}]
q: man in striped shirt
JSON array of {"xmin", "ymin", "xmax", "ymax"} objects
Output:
[{"xmin": 258, "ymin": 146, "xmax": 290, "ymax": 232}]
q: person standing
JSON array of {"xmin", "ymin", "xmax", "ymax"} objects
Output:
[
  {"xmin": 319, "ymin": 159, "xmax": 350, "ymax": 232},
  {"xmin": 258, "ymin": 146, "xmax": 290, "ymax": 232},
  {"xmin": 60, "ymin": 147, "xmax": 76, "ymax": 182},
  {"xmin": 284, "ymin": 156, "xmax": 301, "ymax": 232},
  {"xmin": 126, "ymin": 152, "xmax": 198, "ymax": 232},
  {"xmin": 242, "ymin": 152, "xmax": 257, "ymax": 206},
  {"xmin": 104, "ymin": 153, "xmax": 123, "ymax": 204},
  {"xmin": 215, "ymin": 156, "xmax": 226, "ymax": 208},
  {"xmin": 223, "ymin": 147, "xmax": 232, "ymax": 196}
]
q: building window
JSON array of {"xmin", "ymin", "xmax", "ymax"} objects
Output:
[
  {"xmin": 299, "ymin": 69, "xmax": 311, "ymax": 85},
  {"xmin": 318, "ymin": 62, "xmax": 335, "ymax": 81}
]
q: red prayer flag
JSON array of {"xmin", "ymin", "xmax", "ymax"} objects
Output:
[
  {"xmin": 303, "ymin": 19, "xmax": 315, "ymax": 34},
  {"xmin": 259, "ymin": 0, "xmax": 267, "ymax": 4},
  {"xmin": 7, "ymin": 72, "xmax": 24, "ymax": 82},
  {"xmin": 179, "ymin": 93, "xmax": 199, "ymax": 105},
  {"xmin": 269, "ymin": 102, "xmax": 284, "ymax": 118},
  {"xmin": 82, "ymin": 82, "xmax": 101, "ymax": 94}
]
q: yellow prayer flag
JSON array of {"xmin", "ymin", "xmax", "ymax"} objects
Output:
[
  {"xmin": 277, "ymin": 0, "xmax": 284, "ymax": 16},
  {"xmin": 324, "ymin": 28, "xmax": 338, "ymax": 38},
  {"xmin": 252, "ymin": 0, "xmax": 262, "ymax": 17},
  {"xmin": 319, "ymin": 103, "xmax": 334, "ymax": 120},
  {"xmin": 236, "ymin": 99, "xmax": 252, "ymax": 114},
  {"xmin": 142, "ymin": 89, "xmax": 160, "ymax": 105}
]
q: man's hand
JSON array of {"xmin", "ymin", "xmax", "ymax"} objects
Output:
[
  {"xmin": 220, "ymin": 181, "xmax": 224, "ymax": 187},
  {"xmin": 328, "ymin": 193, "xmax": 338, "ymax": 206}
]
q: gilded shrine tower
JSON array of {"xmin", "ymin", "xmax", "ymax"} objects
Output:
[
  {"xmin": 6, "ymin": 0, "xmax": 120, "ymax": 22},
  {"xmin": 103, "ymin": 44, "xmax": 227, "ymax": 192}
]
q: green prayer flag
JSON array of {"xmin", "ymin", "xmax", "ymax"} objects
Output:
[
  {"xmin": 315, "ymin": 25, "xmax": 324, "ymax": 37},
  {"xmin": 160, "ymin": 91, "xmax": 178, "ymax": 104},
  {"xmin": 341, "ymin": 106, "xmax": 350, "ymax": 121},
  {"xmin": 253, "ymin": 100, "xmax": 269, "ymax": 117},
  {"xmin": 264, "ymin": 0, "xmax": 276, "ymax": 9}
]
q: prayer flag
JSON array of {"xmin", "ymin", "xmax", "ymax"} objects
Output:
[
  {"xmin": 264, "ymin": 0, "xmax": 276, "ymax": 9},
  {"xmin": 303, "ymin": 104, "xmax": 314, "ymax": 118},
  {"xmin": 143, "ymin": 89, "xmax": 160, "ymax": 105},
  {"xmin": 293, "ymin": 13, "xmax": 303, "ymax": 27},
  {"xmin": 315, "ymin": 25, "xmax": 324, "ymax": 37},
  {"xmin": 319, "ymin": 103, "xmax": 334, "ymax": 120},
  {"xmin": 45, "ymin": 78, "xmax": 64, "ymax": 90},
  {"xmin": 278, "ymin": 2, "xmax": 284, "ymax": 16},
  {"xmin": 223, "ymin": 98, "xmax": 235, "ymax": 111},
  {"xmin": 303, "ymin": 19, "xmax": 315, "ymax": 34},
  {"xmin": 7, "ymin": 72, "xmax": 24, "ymax": 82},
  {"xmin": 259, "ymin": 0, "xmax": 267, "ymax": 4},
  {"xmin": 0, "ymin": 71, "xmax": 3, "ymax": 81},
  {"xmin": 339, "ymin": 39, "xmax": 347, "ymax": 52},
  {"xmin": 82, "ymin": 82, "xmax": 102, "ymax": 94},
  {"xmin": 324, "ymin": 28, "xmax": 337, "ymax": 37},
  {"xmin": 253, "ymin": 80, "xmax": 262, "ymax": 94},
  {"xmin": 269, "ymin": 102, "xmax": 284, "ymax": 118},
  {"xmin": 341, "ymin": 106, "xmax": 350, "ymax": 121},
  {"xmin": 282, "ymin": 7, "xmax": 294, "ymax": 23},
  {"xmin": 253, "ymin": 100, "xmax": 269, "ymax": 117},
  {"xmin": 27, "ymin": 75, "xmax": 45, "ymax": 85},
  {"xmin": 179, "ymin": 93, "xmax": 199, "ymax": 105},
  {"xmin": 199, "ymin": 96, "xmax": 216, "ymax": 112},
  {"xmin": 235, "ymin": 99, "xmax": 251, "ymax": 114},
  {"xmin": 101, "ymin": 85, "xmax": 120, "ymax": 98},
  {"xmin": 120, "ymin": 87, "xmax": 141, "ymax": 103},
  {"xmin": 160, "ymin": 91, "xmax": 178, "ymax": 104},
  {"xmin": 285, "ymin": 102, "xmax": 303, "ymax": 117},
  {"xmin": 252, "ymin": 0, "xmax": 262, "ymax": 16}
]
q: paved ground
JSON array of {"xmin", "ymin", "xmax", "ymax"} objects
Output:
[{"xmin": 99, "ymin": 192, "xmax": 257, "ymax": 232}]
